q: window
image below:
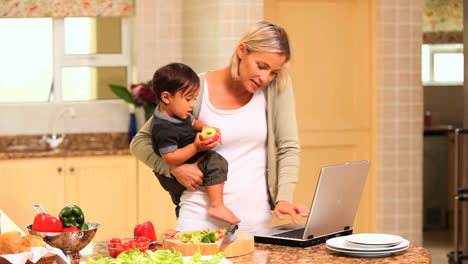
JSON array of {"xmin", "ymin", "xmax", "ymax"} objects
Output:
[
  {"xmin": 0, "ymin": 17, "xmax": 131, "ymax": 103},
  {"xmin": 422, "ymin": 44, "xmax": 463, "ymax": 86}
]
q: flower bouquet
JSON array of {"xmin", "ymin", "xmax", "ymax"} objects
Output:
[{"xmin": 109, "ymin": 81, "xmax": 157, "ymax": 120}]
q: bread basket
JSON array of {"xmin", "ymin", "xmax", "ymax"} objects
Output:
[{"xmin": 0, "ymin": 252, "xmax": 56, "ymax": 264}]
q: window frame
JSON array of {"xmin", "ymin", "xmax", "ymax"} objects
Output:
[
  {"xmin": 52, "ymin": 17, "xmax": 132, "ymax": 103},
  {"xmin": 422, "ymin": 44, "xmax": 463, "ymax": 86}
]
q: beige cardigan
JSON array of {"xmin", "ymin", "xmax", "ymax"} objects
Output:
[{"xmin": 130, "ymin": 72, "xmax": 300, "ymax": 208}]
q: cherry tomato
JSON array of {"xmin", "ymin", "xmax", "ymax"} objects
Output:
[
  {"xmin": 136, "ymin": 236, "xmax": 148, "ymax": 243},
  {"xmin": 110, "ymin": 237, "xmax": 122, "ymax": 244},
  {"xmin": 137, "ymin": 242, "xmax": 147, "ymax": 251},
  {"xmin": 114, "ymin": 245, "xmax": 125, "ymax": 257},
  {"xmin": 129, "ymin": 240, "xmax": 138, "ymax": 249}
]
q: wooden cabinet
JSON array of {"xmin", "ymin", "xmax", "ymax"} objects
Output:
[
  {"xmin": 0, "ymin": 155, "xmax": 137, "ymax": 241},
  {"xmin": 0, "ymin": 158, "xmax": 65, "ymax": 234},
  {"xmin": 64, "ymin": 156, "xmax": 137, "ymax": 240},
  {"xmin": 136, "ymin": 161, "xmax": 177, "ymax": 235},
  {"xmin": 265, "ymin": 0, "xmax": 376, "ymax": 232}
]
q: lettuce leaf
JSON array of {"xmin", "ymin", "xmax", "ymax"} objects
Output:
[{"xmin": 86, "ymin": 248, "xmax": 225, "ymax": 264}]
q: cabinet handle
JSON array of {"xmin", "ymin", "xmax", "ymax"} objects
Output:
[
  {"xmin": 57, "ymin": 167, "xmax": 63, "ymax": 172},
  {"xmin": 69, "ymin": 166, "xmax": 75, "ymax": 172}
]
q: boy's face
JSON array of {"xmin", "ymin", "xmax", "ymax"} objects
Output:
[{"xmin": 166, "ymin": 85, "xmax": 200, "ymax": 120}]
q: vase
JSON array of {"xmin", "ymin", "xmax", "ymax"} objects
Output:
[{"xmin": 134, "ymin": 107, "xmax": 146, "ymax": 129}]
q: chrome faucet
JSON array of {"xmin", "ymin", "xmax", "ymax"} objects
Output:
[{"xmin": 42, "ymin": 107, "xmax": 76, "ymax": 148}]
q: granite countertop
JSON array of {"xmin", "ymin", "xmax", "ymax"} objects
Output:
[
  {"xmin": 424, "ymin": 125, "xmax": 456, "ymax": 135},
  {"xmin": 77, "ymin": 241, "xmax": 431, "ymax": 264},
  {"xmin": 0, "ymin": 133, "xmax": 131, "ymax": 159}
]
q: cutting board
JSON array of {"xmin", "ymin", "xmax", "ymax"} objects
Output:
[{"xmin": 162, "ymin": 231, "xmax": 254, "ymax": 257}]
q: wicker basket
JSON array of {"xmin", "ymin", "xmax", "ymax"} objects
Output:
[{"xmin": 0, "ymin": 252, "xmax": 56, "ymax": 264}]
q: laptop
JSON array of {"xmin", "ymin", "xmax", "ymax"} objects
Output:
[{"xmin": 253, "ymin": 160, "xmax": 370, "ymax": 247}]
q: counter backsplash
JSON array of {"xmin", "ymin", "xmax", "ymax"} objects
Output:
[{"xmin": 0, "ymin": 132, "xmax": 131, "ymax": 159}]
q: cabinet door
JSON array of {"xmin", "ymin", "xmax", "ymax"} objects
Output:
[
  {"xmin": 0, "ymin": 158, "xmax": 65, "ymax": 233},
  {"xmin": 64, "ymin": 155, "xmax": 137, "ymax": 241},
  {"xmin": 137, "ymin": 161, "xmax": 177, "ymax": 235}
]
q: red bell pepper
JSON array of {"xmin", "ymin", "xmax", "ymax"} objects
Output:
[
  {"xmin": 32, "ymin": 212, "xmax": 63, "ymax": 232},
  {"xmin": 134, "ymin": 221, "xmax": 157, "ymax": 248}
]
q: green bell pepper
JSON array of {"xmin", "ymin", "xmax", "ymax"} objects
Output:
[{"xmin": 59, "ymin": 204, "xmax": 85, "ymax": 229}]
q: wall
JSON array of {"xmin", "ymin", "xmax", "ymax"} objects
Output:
[
  {"xmin": 134, "ymin": 0, "xmax": 183, "ymax": 82},
  {"xmin": 376, "ymin": 0, "xmax": 424, "ymax": 244},
  {"xmin": 182, "ymin": 0, "xmax": 263, "ymax": 73},
  {"xmin": 424, "ymin": 85, "xmax": 464, "ymax": 127},
  {"xmin": 0, "ymin": 101, "xmax": 130, "ymax": 135},
  {"xmin": 135, "ymin": 0, "xmax": 263, "ymax": 79}
]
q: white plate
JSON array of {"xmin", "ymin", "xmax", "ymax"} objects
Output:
[
  {"xmin": 326, "ymin": 236, "xmax": 409, "ymax": 252},
  {"xmin": 182, "ymin": 255, "xmax": 233, "ymax": 264},
  {"xmin": 326, "ymin": 244, "xmax": 410, "ymax": 258},
  {"xmin": 345, "ymin": 233, "xmax": 404, "ymax": 246}
]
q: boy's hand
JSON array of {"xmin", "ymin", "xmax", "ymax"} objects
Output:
[{"xmin": 193, "ymin": 132, "xmax": 218, "ymax": 152}]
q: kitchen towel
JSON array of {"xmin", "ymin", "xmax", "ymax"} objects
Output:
[{"xmin": 0, "ymin": 209, "xmax": 26, "ymax": 235}]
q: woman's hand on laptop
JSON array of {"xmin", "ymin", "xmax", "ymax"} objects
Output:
[{"xmin": 273, "ymin": 201, "xmax": 310, "ymax": 224}]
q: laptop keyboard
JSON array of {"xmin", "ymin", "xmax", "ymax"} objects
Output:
[{"xmin": 272, "ymin": 228, "xmax": 305, "ymax": 239}]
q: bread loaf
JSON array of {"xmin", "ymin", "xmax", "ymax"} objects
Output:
[{"xmin": 0, "ymin": 232, "xmax": 46, "ymax": 255}]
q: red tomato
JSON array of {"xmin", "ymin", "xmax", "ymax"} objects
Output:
[
  {"xmin": 110, "ymin": 244, "xmax": 125, "ymax": 258},
  {"xmin": 137, "ymin": 242, "xmax": 147, "ymax": 251},
  {"xmin": 108, "ymin": 247, "xmax": 117, "ymax": 258},
  {"xmin": 110, "ymin": 238, "xmax": 122, "ymax": 244},
  {"xmin": 136, "ymin": 236, "xmax": 148, "ymax": 243},
  {"xmin": 128, "ymin": 240, "xmax": 137, "ymax": 249}
]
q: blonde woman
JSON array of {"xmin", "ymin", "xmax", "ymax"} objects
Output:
[{"xmin": 130, "ymin": 21, "xmax": 309, "ymax": 233}]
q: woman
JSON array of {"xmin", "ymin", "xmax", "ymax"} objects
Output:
[{"xmin": 130, "ymin": 21, "xmax": 309, "ymax": 233}]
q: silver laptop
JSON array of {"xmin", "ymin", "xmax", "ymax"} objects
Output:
[{"xmin": 253, "ymin": 160, "xmax": 370, "ymax": 247}]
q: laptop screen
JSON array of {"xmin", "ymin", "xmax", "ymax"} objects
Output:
[{"xmin": 302, "ymin": 160, "xmax": 370, "ymax": 239}]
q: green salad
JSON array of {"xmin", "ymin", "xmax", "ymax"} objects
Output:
[
  {"xmin": 86, "ymin": 249, "xmax": 225, "ymax": 264},
  {"xmin": 178, "ymin": 229, "xmax": 226, "ymax": 243}
]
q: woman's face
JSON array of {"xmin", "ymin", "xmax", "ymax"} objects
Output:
[{"xmin": 236, "ymin": 44, "xmax": 287, "ymax": 94}]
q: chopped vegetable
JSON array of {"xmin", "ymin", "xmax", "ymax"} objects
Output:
[
  {"xmin": 177, "ymin": 229, "xmax": 226, "ymax": 244},
  {"xmin": 86, "ymin": 248, "xmax": 225, "ymax": 264},
  {"xmin": 107, "ymin": 237, "xmax": 149, "ymax": 258}
]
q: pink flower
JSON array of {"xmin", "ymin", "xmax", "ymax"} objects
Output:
[
  {"xmin": 131, "ymin": 84, "xmax": 145, "ymax": 104},
  {"xmin": 130, "ymin": 82, "xmax": 155, "ymax": 105}
]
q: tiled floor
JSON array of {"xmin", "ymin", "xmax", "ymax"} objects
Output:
[{"xmin": 423, "ymin": 230, "xmax": 453, "ymax": 264}]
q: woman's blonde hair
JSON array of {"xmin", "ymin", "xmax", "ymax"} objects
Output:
[{"xmin": 230, "ymin": 21, "xmax": 291, "ymax": 90}]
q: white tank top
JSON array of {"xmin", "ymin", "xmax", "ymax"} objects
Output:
[{"xmin": 176, "ymin": 80, "xmax": 272, "ymax": 233}]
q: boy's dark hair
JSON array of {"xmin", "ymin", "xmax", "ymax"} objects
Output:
[{"xmin": 152, "ymin": 63, "xmax": 200, "ymax": 104}]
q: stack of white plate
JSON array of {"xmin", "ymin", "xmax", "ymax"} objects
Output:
[{"xmin": 326, "ymin": 233, "xmax": 410, "ymax": 258}]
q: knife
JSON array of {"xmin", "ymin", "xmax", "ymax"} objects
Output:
[
  {"xmin": 220, "ymin": 224, "xmax": 238, "ymax": 247},
  {"xmin": 149, "ymin": 231, "xmax": 180, "ymax": 247}
]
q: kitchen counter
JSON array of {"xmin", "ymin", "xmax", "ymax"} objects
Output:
[
  {"xmin": 0, "ymin": 133, "xmax": 130, "ymax": 159},
  {"xmin": 77, "ymin": 241, "xmax": 430, "ymax": 264}
]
